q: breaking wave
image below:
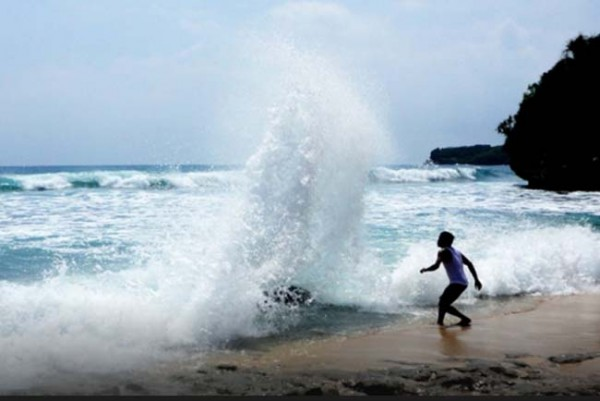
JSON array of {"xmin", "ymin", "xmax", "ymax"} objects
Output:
[
  {"xmin": 370, "ymin": 165, "xmax": 518, "ymax": 184},
  {"xmin": 0, "ymin": 170, "xmax": 243, "ymax": 192}
]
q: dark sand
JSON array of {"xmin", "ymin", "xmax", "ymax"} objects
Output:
[{"xmin": 8, "ymin": 293, "xmax": 600, "ymax": 396}]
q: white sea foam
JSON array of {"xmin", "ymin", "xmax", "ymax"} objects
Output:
[{"xmin": 0, "ymin": 188, "xmax": 233, "ymax": 390}]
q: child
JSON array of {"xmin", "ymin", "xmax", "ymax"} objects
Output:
[{"xmin": 420, "ymin": 231, "xmax": 482, "ymax": 327}]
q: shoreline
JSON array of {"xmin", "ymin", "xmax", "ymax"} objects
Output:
[
  {"xmin": 191, "ymin": 293, "xmax": 600, "ymax": 396},
  {"xmin": 8, "ymin": 292, "xmax": 600, "ymax": 396}
]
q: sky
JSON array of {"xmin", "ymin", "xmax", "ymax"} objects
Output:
[{"xmin": 1, "ymin": 0, "xmax": 599, "ymax": 166}]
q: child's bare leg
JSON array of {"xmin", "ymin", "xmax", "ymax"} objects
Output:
[
  {"xmin": 437, "ymin": 284, "xmax": 467, "ymax": 325},
  {"xmin": 446, "ymin": 305, "xmax": 471, "ymax": 326},
  {"xmin": 437, "ymin": 306, "xmax": 446, "ymax": 326}
]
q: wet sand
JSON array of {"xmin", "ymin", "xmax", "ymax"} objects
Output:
[
  {"xmin": 9, "ymin": 293, "xmax": 600, "ymax": 396},
  {"xmin": 213, "ymin": 293, "xmax": 600, "ymax": 373},
  {"xmin": 176, "ymin": 293, "xmax": 599, "ymax": 396}
]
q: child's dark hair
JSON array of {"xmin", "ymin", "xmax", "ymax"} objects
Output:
[{"xmin": 438, "ymin": 231, "xmax": 455, "ymax": 247}]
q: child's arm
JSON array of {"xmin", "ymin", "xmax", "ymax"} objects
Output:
[
  {"xmin": 462, "ymin": 254, "xmax": 482, "ymax": 290},
  {"xmin": 420, "ymin": 251, "xmax": 443, "ymax": 273}
]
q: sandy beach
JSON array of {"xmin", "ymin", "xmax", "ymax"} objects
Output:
[
  {"xmin": 187, "ymin": 293, "xmax": 600, "ymax": 396},
  {"xmin": 11, "ymin": 292, "xmax": 599, "ymax": 396}
]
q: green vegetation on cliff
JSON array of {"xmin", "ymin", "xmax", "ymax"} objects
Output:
[
  {"xmin": 497, "ymin": 33, "xmax": 600, "ymax": 191},
  {"xmin": 430, "ymin": 145, "xmax": 508, "ymax": 165}
]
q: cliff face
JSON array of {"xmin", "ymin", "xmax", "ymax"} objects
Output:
[
  {"xmin": 430, "ymin": 145, "xmax": 508, "ymax": 165},
  {"xmin": 497, "ymin": 34, "xmax": 600, "ymax": 191}
]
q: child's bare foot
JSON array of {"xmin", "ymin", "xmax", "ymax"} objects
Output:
[{"xmin": 458, "ymin": 318, "xmax": 471, "ymax": 327}]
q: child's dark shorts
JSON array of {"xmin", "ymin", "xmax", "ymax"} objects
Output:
[{"xmin": 439, "ymin": 283, "xmax": 467, "ymax": 306}]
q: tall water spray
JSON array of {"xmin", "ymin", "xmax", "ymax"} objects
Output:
[
  {"xmin": 165, "ymin": 43, "xmax": 390, "ymax": 346},
  {"xmin": 230, "ymin": 43, "xmax": 389, "ymax": 305}
]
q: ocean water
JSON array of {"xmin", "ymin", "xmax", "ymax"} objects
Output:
[
  {"xmin": 2, "ymin": 162, "xmax": 599, "ymax": 390},
  {"xmin": 2, "ymin": 47, "xmax": 600, "ymax": 391}
]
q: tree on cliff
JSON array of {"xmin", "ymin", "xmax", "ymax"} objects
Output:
[
  {"xmin": 429, "ymin": 145, "xmax": 508, "ymax": 165},
  {"xmin": 497, "ymin": 33, "xmax": 600, "ymax": 191}
]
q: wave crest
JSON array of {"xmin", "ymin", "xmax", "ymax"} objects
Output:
[
  {"xmin": 370, "ymin": 166, "xmax": 478, "ymax": 183},
  {"xmin": 0, "ymin": 171, "xmax": 243, "ymax": 192}
]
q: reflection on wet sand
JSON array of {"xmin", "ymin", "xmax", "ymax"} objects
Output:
[{"xmin": 438, "ymin": 326, "xmax": 471, "ymax": 357}]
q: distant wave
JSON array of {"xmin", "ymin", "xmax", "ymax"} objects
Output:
[
  {"xmin": 1, "ymin": 165, "xmax": 518, "ymax": 192},
  {"xmin": 369, "ymin": 166, "xmax": 478, "ymax": 183},
  {"xmin": 368, "ymin": 165, "xmax": 519, "ymax": 184},
  {"xmin": 0, "ymin": 170, "xmax": 244, "ymax": 192}
]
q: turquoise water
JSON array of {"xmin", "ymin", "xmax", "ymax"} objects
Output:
[
  {"xmin": 0, "ymin": 162, "xmax": 600, "ymax": 334},
  {"xmin": 1, "ymin": 162, "xmax": 599, "ymax": 390}
]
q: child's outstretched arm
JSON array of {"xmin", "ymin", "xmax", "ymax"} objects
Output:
[
  {"xmin": 462, "ymin": 254, "xmax": 482, "ymax": 290},
  {"xmin": 420, "ymin": 252, "xmax": 442, "ymax": 274}
]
